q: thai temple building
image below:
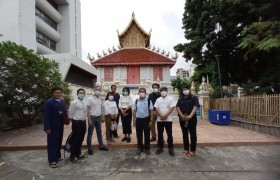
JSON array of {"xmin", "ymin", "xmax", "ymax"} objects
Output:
[{"xmin": 89, "ymin": 13, "xmax": 178, "ymax": 93}]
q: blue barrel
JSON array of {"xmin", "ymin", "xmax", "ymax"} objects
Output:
[
  {"xmin": 208, "ymin": 110, "xmax": 231, "ymax": 125},
  {"xmin": 196, "ymin": 107, "xmax": 201, "ymax": 117}
]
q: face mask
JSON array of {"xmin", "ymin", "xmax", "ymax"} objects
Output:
[
  {"xmin": 139, "ymin": 93, "xmax": 146, "ymax": 98},
  {"xmin": 153, "ymin": 88, "xmax": 159, "ymax": 93},
  {"xmin": 161, "ymin": 91, "xmax": 167, "ymax": 97},
  {"xmin": 95, "ymin": 91, "xmax": 101, "ymax": 96},
  {"xmin": 123, "ymin": 92, "xmax": 129, "ymax": 96},
  {"xmin": 183, "ymin": 90, "xmax": 190, "ymax": 95},
  {"xmin": 108, "ymin": 96, "xmax": 114, "ymax": 101},
  {"xmin": 78, "ymin": 94, "xmax": 85, "ymax": 100}
]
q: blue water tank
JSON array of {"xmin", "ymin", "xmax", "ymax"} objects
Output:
[{"xmin": 208, "ymin": 110, "xmax": 231, "ymax": 125}]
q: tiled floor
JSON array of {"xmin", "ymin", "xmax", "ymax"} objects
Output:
[{"xmin": 0, "ymin": 118, "xmax": 280, "ymax": 150}]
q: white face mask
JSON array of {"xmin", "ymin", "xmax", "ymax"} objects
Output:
[
  {"xmin": 161, "ymin": 91, "xmax": 167, "ymax": 97},
  {"xmin": 183, "ymin": 90, "xmax": 190, "ymax": 95},
  {"xmin": 108, "ymin": 96, "xmax": 114, "ymax": 101},
  {"xmin": 153, "ymin": 88, "xmax": 159, "ymax": 93},
  {"xmin": 78, "ymin": 94, "xmax": 85, "ymax": 100},
  {"xmin": 139, "ymin": 93, "xmax": 146, "ymax": 98},
  {"xmin": 95, "ymin": 90, "xmax": 101, "ymax": 96}
]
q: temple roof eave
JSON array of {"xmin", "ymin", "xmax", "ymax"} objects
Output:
[{"xmin": 93, "ymin": 62, "xmax": 175, "ymax": 66}]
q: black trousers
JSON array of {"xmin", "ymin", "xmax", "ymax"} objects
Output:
[
  {"xmin": 47, "ymin": 125, "xmax": 63, "ymax": 163},
  {"xmin": 179, "ymin": 118, "xmax": 197, "ymax": 152},
  {"xmin": 121, "ymin": 109, "xmax": 132, "ymax": 134},
  {"xmin": 136, "ymin": 117, "xmax": 150, "ymax": 150},
  {"xmin": 157, "ymin": 121, "xmax": 173, "ymax": 148},
  {"xmin": 70, "ymin": 120, "xmax": 86, "ymax": 159}
]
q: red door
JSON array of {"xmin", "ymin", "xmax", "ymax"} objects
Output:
[
  {"xmin": 127, "ymin": 66, "xmax": 140, "ymax": 84},
  {"xmin": 153, "ymin": 67, "xmax": 163, "ymax": 81}
]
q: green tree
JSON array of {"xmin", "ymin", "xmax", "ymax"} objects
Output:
[
  {"xmin": 0, "ymin": 41, "xmax": 71, "ymax": 127},
  {"xmin": 171, "ymin": 77, "xmax": 191, "ymax": 97},
  {"xmin": 175, "ymin": 0, "xmax": 280, "ymax": 96}
]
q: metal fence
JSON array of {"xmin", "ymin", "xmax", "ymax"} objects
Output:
[{"xmin": 211, "ymin": 94, "xmax": 280, "ymax": 126}]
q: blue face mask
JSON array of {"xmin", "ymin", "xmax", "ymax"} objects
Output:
[
  {"xmin": 78, "ymin": 94, "xmax": 85, "ymax": 100},
  {"xmin": 123, "ymin": 92, "xmax": 129, "ymax": 96}
]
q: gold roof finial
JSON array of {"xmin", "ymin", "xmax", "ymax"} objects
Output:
[{"xmin": 132, "ymin": 11, "xmax": 135, "ymax": 18}]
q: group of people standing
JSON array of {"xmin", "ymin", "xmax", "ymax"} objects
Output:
[{"xmin": 43, "ymin": 83, "xmax": 199, "ymax": 168}]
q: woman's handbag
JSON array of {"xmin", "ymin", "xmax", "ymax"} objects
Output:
[{"xmin": 111, "ymin": 121, "xmax": 118, "ymax": 131}]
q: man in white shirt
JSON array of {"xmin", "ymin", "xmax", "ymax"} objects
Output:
[
  {"xmin": 154, "ymin": 87, "xmax": 176, "ymax": 156},
  {"xmin": 68, "ymin": 88, "xmax": 88, "ymax": 163},
  {"xmin": 133, "ymin": 88, "xmax": 154, "ymax": 155},
  {"xmin": 87, "ymin": 86, "xmax": 108, "ymax": 155}
]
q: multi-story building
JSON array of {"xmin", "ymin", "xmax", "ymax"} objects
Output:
[
  {"xmin": 0, "ymin": 0, "xmax": 97, "ymax": 93},
  {"xmin": 176, "ymin": 68, "xmax": 189, "ymax": 79},
  {"xmin": 189, "ymin": 64, "xmax": 196, "ymax": 79}
]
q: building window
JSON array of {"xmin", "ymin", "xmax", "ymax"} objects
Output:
[
  {"xmin": 36, "ymin": 31, "xmax": 56, "ymax": 51},
  {"xmin": 47, "ymin": 0, "xmax": 58, "ymax": 10},
  {"xmin": 35, "ymin": 7, "xmax": 57, "ymax": 30},
  {"xmin": 153, "ymin": 67, "xmax": 163, "ymax": 81},
  {"xmin": 104, "ymin": 67, "xmax": 114, "ymax": 82}
]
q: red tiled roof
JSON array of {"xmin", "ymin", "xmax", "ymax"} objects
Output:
[{"xmin": 92, "ymin": 48, "xmax": 176, "ymax": 67}]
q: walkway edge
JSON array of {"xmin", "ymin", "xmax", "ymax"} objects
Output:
[{"xmin": 1, "ymin": 142, "xmax": 280, "ymax": 151}]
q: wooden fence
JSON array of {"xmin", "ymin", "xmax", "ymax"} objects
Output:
[{"xmin": 211, "ymin": 94, "xmax": 280, "ymax": 126}]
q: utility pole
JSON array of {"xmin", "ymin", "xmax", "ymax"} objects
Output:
[{"xmin": 215, "ymin": 55, "xmax": 223, "ymax": 98}]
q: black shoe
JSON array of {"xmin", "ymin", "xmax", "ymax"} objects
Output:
[
  {"xmin": 113, "ymin": 134, "xmax": 119, "ymax": 138},
  {"xmin": 126, "ymin": 137, "xmax": 131, "ymax": 143},
  {"xmin": 169, "ymin": 148, "xmax": 175, "ymax": 156},
  {"xmin": 145, "ymin": 149, "xmax": 151, "ymax": 155},
  {"xmin": 77, "ymin": 153, "xmax": 87, "ymax": 159},
  {"xmin": 70, "ymin": 157, "xmax": 81, "ymax": 163},
  {"xmin": 99, "ymin": 147, "xmax": 109, "ymax": 151},
  {"xmin": 156, "ymin": 148, "xmax": 163, "ymax": 155},
  {"xmin": 137, "ymin": 149, "xmax": 143, "ymax": 155},
  {"xmin": 88, "ymin": 149, "xmax": 94, "ymax": 155},
  {"xmin": 150, "ymin": 137, "xmax": 156, "ymax": 142},
  {"xmin": 121, "ymin": 137, "xmax": 127, "ymax": 141}
]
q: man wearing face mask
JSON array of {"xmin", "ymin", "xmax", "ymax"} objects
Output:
[
  {"xmin": 148, "ymin": 83, "xmax": 161, "ymax": 142},
  {"xmin": 87, "ymin": 86, "xmax": 108, "ymax": 155},
  {"xmin": 176, "ymin": 85, "xmax": 199, "ymax": 157},
  {"xmin": 44, "ymin": 87, "xmax": 67, "ymax": 168},
  {"xmin": 154, "ymin": 87, "xmax": 177, "ymax": 156},
  {"xmin": 133, "ymin": 88, "xmax": 154, "ymax": 155},
  {"xmin": 68, "ymin": 89, "xmax": 88, "ymax": 163}
]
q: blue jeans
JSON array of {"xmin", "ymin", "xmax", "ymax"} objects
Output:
[{"xmin": 87, "ymin": 115, "xmax": 104, "ymax": 150}]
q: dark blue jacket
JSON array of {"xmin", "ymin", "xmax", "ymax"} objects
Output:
[{"xmin": 43, "ymin": 98, "xmax": 65, "ymax": 131}]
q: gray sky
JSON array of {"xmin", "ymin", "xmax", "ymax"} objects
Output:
[{"xmin": 80, "ymin": 0, "xmax": 190, "ymax": 75}]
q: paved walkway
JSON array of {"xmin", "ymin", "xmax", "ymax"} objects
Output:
[{"xmin": 0, "ymin": 118, "xmax": 280, "ymax": 150}]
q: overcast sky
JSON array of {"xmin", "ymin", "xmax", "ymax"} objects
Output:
[{"xmin": 80, "ymin": 0, "xmax": 190, "ymax": 75}]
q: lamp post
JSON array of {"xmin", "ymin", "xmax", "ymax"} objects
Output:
[{"xmin": 215, "ymin": 55, "xmax": 223, "ymax": 98}]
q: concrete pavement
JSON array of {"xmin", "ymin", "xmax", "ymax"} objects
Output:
[{"xmin": 0, "ymin": 146, "xmax": 280, "ymax": 180}]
